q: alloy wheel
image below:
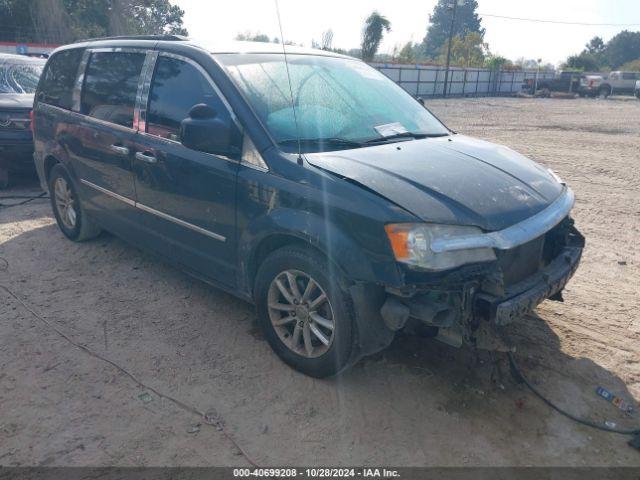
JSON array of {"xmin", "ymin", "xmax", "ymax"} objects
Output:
[
  {"xmin": 267, "ymin": 269, "xmax": 335, "ymax": 358},
  {"xmin": 53, "ymin": 177, "xmax": 77, "ymax": 229}
]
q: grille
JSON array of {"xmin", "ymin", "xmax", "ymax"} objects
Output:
[{"xmin": 496, "ymin": 218, "xmax": 568, "ymax": 287}]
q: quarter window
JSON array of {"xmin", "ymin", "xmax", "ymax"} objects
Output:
[
  {"xmin": 147, "ymin": 56, "xmax": 230, "ymax": 141},
  {"xmin": 38, "ymin": 49, "xmax": 84, "ymax": 109},
  {"xmin": 81, "ymin": 52, "xmax": 145, "ymax": 128}
]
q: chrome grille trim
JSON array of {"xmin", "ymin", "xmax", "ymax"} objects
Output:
[{"xmin": 430, "ymin": 187, "xmax": 575, "ymax": 253}]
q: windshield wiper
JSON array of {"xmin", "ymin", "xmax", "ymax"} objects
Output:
[{"xmin": 363, "ymin": 132, "xmax": 449, "ymax": 144}]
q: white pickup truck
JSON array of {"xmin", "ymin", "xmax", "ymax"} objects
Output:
[{"xmin": 578, "ymin": 71, "xmax": 640, "ymax": 98}]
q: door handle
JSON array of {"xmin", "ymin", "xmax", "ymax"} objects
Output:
[
  {"xmin": 135, "ymin": 151, "xmax": 157, "ymax": 164},
  {"xmin": 110, "ymin": 144, "xmax": 130, "ymax": 156}
]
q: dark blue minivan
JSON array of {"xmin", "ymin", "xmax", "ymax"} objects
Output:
[{"xmin": 33, "ymin": 36, "xmax": 584, "ymax": 377}]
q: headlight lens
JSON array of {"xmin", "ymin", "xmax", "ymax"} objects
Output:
[{"xmin": 384, "ymin": 223, "xmax": 496, "ymax": 271}]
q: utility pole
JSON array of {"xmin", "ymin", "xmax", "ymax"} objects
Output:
[
  {"xmin": 442, "ymin": 0, "xmax": 462, "ymax": 97},
  {"xmin": 534, "ymin": 58, "xmax": 541, "ymax": 94}
]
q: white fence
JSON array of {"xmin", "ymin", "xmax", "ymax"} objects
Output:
[{"xmin": 370, "ymin": 62, "xmax": 556, "ymax": 97}]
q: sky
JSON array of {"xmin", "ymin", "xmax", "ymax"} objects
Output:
[{"xmin": 174, "ymin": 0, "xmax": 640, "ymax": 66}]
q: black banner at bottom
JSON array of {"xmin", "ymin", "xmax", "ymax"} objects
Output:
[{"xmin": 0, "ymin": 467, "xmax": 639, "ymax": 480}]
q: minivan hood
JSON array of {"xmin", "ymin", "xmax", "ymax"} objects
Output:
[
  {"xmin": 306, "ymin": 135, "xmax": 564, "ymax": 231},
  {"xmin": 0, "ymin": 93, "xmax": 34, "ymax": 110}
]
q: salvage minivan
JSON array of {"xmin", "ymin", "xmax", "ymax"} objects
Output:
[{"xmin": 33, "ymin": 36, "xmax": 584, "ymax": 377}]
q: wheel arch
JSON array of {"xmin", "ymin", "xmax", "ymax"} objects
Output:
[
  {"xmin": 239, "ymin": 208, "xmax": 389, "ymax": 298},
  {"xmin": 43, "ymin": 155, "xmax": 60, "ymax": 184}
]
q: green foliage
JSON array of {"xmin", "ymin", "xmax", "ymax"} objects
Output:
[
  {"xmin": 578, "ymin": 36, "xmax": 607, "ymax": 68},
  {"xmin": 422, "ymin": 0, "xmax": 484, "ymax": 59},
  {"xmin": 235, "ymin": 32, "xmax": 273, "ymax": 43},
  {"xmin": 0, "ymin": 0, "xmax": 38, "ymax": 42},
  {"xmin": 484, "ymin": 55, "xmax": 512, "ymax": 70},
  {"xmin": 563, "ymin": 53, "xmax": 600, "ymax": 71},
  {"xmin": 605, "ymin": 30, "xmax": 640, "ymax": 69},
  {"xmin": 361, "ymin": 11, "xmax": 391, "ymax": 61},
  {"xmin": 618, "ymin": 59, "xmax": 640, "ymax": 71},
  {"xmin": 397, "ymin": 42, "xmax": 419, "ymax": 63},
  {"xmin": 0, "ymin": 0, "xmax": 187, "ymax": 43},
  {"xmin": 584, "ymin": 36, "xmax": 605, "ymax": 55},
  {"xmin": 439, "ymin": 32, "xmax": 487, "ymax": 67},
  {"xmin": 564, "ymin": 31, "xmax": 640, "ymax": 71}
]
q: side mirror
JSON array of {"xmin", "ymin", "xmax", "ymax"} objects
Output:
[{"xmin": 180, "ymin": 103, "xmax": 242, "ymax": 157}]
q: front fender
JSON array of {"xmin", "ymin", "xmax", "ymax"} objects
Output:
[{"xmin": 238, "ymin": 207, "xmax": 386, "ymax": 294}]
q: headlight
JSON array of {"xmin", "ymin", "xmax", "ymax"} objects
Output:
[{"xmin": 384, "ymin": 223, "xmax": 496, "ymax": 271}]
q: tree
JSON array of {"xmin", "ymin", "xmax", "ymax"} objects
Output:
[
  {"xmin": 513, "ymin": 57, "xmax": 538, "ymax": 69},
  {"xmin": 606, "ymin": 30, "xmax": 640, "ymax": 69},
  {"xmin": 361, "ymin": 11, "xmax": 391, "ymax": 61},
  {"xmin": 397, "ymin": 41, "xmax": 419, "ymax": 63},
  {"xmin": 321, "ymin": 29, "xmax": 334, "ymax": 51},
  {"xmin": 618, "ymin": 59, "xmax": 640, "ymax": 71},
  {"xmin": 484, "ymin": 55, "xmax": 512, "ymax": 70},
  {"xmin": 126, "ymin": 0, "xmax": 188, "ymax": 36},
  {"xmin": 235, "ymin": 32, "xmax": 272, "ymax": 43},
  {"xmin": 30, "ymin": 0, "xmax": 73, "ymax": 43},
  {"xmin": 0, "ymin": 0, "xmax": 38, "ymax": 42},
  {"xmin": 563, "ymin": 53, "xmax": 600, "ymax": 71},
  {"xmin": 578, "ymin": 35, "xmax": 607, "ymax": 68},
  {"xmin": 422, "ymin": 0, "xmax": 484, "ymax": 59},
  {"xmin": 0, "ymin": 0, "xmax": 188, "ymax": 43},
  {"xmin": 584, "ymin": 36, "xmax": 606, "ymax": 55},
  {"xmin": 440, "ymin": 32, "xmax": 487, "ymax": 67}
]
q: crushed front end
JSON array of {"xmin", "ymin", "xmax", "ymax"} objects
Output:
[{"xmin": 378, "ymin": 198, "xmax": 584, "ymax": 352}]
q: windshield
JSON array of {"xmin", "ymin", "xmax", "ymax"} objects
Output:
[
  {"xmin": 0, "ymin": 62, "xmax": 44, "ymax": 94},
  {"xmin": 218, "ymin": 54, "xmax": 449, "ymax": 153}
]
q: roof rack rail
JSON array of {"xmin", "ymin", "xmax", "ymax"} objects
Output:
[{"xmin": 83, "ymin": 34, "xmax": 189, "ymax": 42}]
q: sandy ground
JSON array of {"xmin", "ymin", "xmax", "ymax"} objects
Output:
[{"xmin": 0, "ymin": 97, "xmax": 638, "ymax": 467}]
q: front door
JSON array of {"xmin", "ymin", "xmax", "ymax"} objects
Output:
[{"xmin": 131, "ymin": 54, "xmax": 239, "ymax": 287}]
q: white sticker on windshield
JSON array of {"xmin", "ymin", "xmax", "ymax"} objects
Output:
[{"xmin": 374, "ymin": 122, "xmax": 409, "ymax": 137}]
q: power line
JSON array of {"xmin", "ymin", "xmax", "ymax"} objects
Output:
[{"xmin": 478, "ymin": 12, "xmax": 640, "ymax": 27}]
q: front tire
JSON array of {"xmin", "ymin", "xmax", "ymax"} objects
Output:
[
  {"xmin": 48, "ymin": 164, "xmax": 101, "ymax": 241},
  {"xmin": 254, "ymin": 245, "xmax": 354, "ymax": 378}
]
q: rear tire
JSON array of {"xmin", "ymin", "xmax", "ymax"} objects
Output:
[
  {"xmin": 254, "ymin": 245, "xmax": 354, "ymax": 378},
  {"xmin": 598, "ymin": 86, "xmax": 611, "ymax": 98},
  {"xmin": 48, "ymin": 164, "xmax": 101, "ymax": 242}
]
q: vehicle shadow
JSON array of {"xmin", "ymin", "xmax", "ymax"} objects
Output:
[
  {"xmin": 1, "ymin": 217, "xmax": 638, "ymax": 466},
  {"xmin": 351, "ymin": 308, "xmax": 639, "ymax": 442}
]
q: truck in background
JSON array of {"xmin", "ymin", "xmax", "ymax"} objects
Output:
[{"xmin": 578, "ymin": 71, "xmax": 640, "ymax": 98}]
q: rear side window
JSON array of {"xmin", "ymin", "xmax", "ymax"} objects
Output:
[
  {"xmin": 147, "ymin": 56, "xmax": 230, "ymax": 141},
  {"xmin": 38, "ymin": 49, "xmax": 84, "ymax": 109},
  {"xmin": 81, "ymin": 52, "xmax": 146, "ymax": 128},
  {"xmin": 622, "ymin": 73, "xmax": 637, "ymax": 80}
]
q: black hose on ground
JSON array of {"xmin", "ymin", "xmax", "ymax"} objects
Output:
[
  {"xmin": 507, "ymin": 352, "xmax": 640, "ymax": 439},
  {"xmin": 0, "ymin": 192, "xmax": 48, "ymax": 208}
]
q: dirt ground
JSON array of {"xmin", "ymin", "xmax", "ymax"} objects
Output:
[{"xmin": 1, "ymin": 97, "xmax": 638, "ymax": 467}]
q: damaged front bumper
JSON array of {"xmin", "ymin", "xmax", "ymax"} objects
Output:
[
  {"xmin": 476, "ymin": 244, "xmax": 582, "ymax": 326},
  {"xmin": 373, "ymin": 220, "xmax": 585, "ymax": 352}
]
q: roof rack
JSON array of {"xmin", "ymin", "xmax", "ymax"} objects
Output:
[{"xmin": 83, "ymin": 34, "xmax": 189, "ymax": 42}]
